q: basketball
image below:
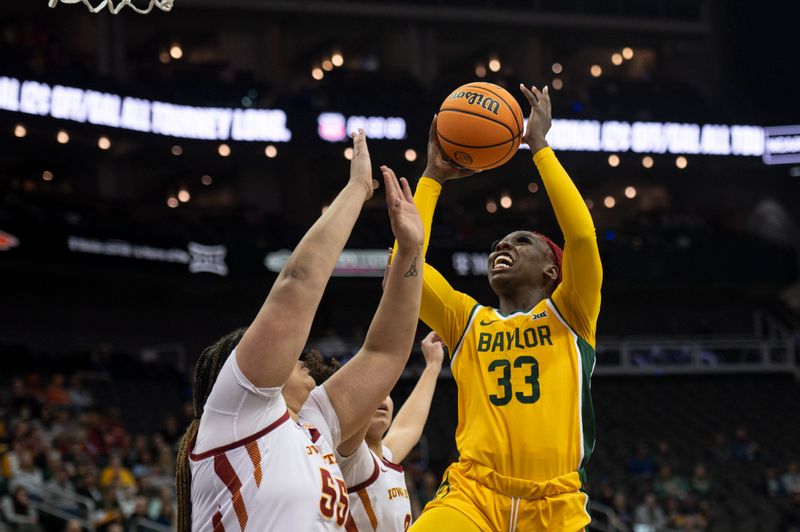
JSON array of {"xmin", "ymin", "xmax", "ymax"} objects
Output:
[{"xmin": 436, "ymin": 82, "xmax": 524, "ymax": 170}]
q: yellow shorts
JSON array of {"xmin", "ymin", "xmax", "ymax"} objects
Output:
[{"xmin": 411, "ymin": 460, "xmax": 591, "ymax": 532}]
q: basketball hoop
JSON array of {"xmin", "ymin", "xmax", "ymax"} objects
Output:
[{"xmin": 48, "ymin": 0, "xmax": 173, "ymax": 14}]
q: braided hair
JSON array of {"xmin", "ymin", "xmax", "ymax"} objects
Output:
[{"xmin": 176, "ymin": 328, "xmax": 247, "ymax": 532}]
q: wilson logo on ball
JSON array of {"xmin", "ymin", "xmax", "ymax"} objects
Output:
[
  {"xmin": 447, "ymin": 91, "xmax": 501, "ymax": 115},
  {"xmin": 437, "ymin": 82, "xmax": 523, "ymax": 170}
]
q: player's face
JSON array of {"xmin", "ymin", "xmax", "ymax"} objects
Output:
[
  {"xmin": 487, "ymin": 231, "xmax": 553, "ymax": 295},
  {"xmin": 366, "ymin": 395, "xmax": 394, "ymax": 441},
  {"xmin": 282, "ymin": 360, "xmax": 316, "ymax": 412}
]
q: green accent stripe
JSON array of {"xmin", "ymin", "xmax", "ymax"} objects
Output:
[
  {"xmin": 580, "ymin": 486, "xmax": 591, "ymax": 529},
  {"xmin": 450, "ymin": 303, "xmax": 480, "ymax": 366},
  {"xmin": 578, "ymin": 337, "xmax": 596, "ymax": 470},
  {"xmin": 547, "ymin": 298, "xmax": 585, "ymax": 344}
]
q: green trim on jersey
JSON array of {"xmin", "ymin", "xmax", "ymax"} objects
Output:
[
  {"xmin": 451, "ymin": 303, "xmax": 480, "ymax": 361},
  {"xmin": 578, "ymin": 337, "xmax": 596, "ymax": 470},
  {"xmin": 494, "ymin": 302, "xmax": 539, "ymax": 317}
]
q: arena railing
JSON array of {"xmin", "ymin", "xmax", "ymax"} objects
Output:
[
  {"xmin": 13, "ymin": 478, "xmax": 97, "ymax": 531},
  {"xmin": 593, "ymin": 336, "xmax": 797, "ymax": 376},
  {"xmin": 127, "ymin": 517, "xmax": 173, "ymax": 532}
]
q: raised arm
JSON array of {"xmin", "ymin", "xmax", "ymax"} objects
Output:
[
  {"xmin": 392, "ymin": 117, "xmax": 478, "ymax": 351},
  {"xmin": 521, "ymin": 84, "xmax": 603, "ymax": 345},
  {"xmin": 324, "ymin": 166, "xmax": 424, "ymax": 442},
  {"xmin": 383, "ymin": 331, "xmax": 444, "ymax": 463},
  {"xmin": 236, "ymin": 130, "xmax": 375, "ymax": 387}
]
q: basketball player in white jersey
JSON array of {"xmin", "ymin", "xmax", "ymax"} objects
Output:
[
  {"xmin": 337, "ymin": 330, "xmax": 446, "ymax": 531},
  {"xmin": 176, "ymin": 130, "xmax": 425, "ymax": 532}
]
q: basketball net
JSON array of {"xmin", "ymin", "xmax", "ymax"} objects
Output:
[{"xmin": 48, "ymin": 0, "xmax": 173, "ymax": 14}]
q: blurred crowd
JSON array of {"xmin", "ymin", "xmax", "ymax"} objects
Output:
[
  {"xmin": 0, "ymin": 372, "xmax": 440, "ymax": 532},
  {"xmin": 0, "ymin": 373, "xmax": 181, "ymax": 531},
  {"xmin": 592, "ymin": 429, "xmax": 800, "ymax": 532}
]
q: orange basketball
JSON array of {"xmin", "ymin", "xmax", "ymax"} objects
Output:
[{"xmin": 437, "ymin": 82, "xmax": 524, "ymax": 170}]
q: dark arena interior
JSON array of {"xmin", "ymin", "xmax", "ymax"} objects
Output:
[{"xmin": 1, "ymin": 1, "xmax": 799, "ymax": 531}]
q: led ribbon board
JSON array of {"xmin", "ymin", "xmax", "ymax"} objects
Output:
[
  {"xmin": 265, "ymin": 249, "xmax": 389, "ymax": 277},
  {"xmin": 763, "ymin": 125, "xmax": 800, "ymax": 165},
  {"xmin": 0, "ymin": 76, "xmax": 291, "ymax": 142}
]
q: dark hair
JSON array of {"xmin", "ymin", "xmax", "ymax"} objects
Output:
[
  {"xmin": 302, "ymin": 348, "xmax": 342, "ymax": 385},
  {"xmin": 176, "ymin": 328, "xmax": 247, "ymax": 532}
]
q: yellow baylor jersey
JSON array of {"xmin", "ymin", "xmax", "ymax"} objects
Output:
[{"xmin": 450, "ymin": 298, "xmax": 595, "ymax": 483}]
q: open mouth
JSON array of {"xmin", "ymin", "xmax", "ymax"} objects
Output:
[{"xmin": 491, "ymin": 252, "xmax": 515, "ymax": 273}]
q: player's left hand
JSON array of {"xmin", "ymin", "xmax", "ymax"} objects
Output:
[
  {"xmin": 381, "ymin": 165, "xmax": 423, "ymax": 250},
  {"xmin": 348, "ymin": 128, "xmax": 379, "ymax": 201},
  {"xmin": 520, "ymin": 84, "xmax": 552, "ymax": 153},
  {"xmin": 420, "ymin": 331, "xmax": 445, "ymax": 369},
  {"xmin": 423, "ymin": 115, "xmax": 477, "ymax": 184}
]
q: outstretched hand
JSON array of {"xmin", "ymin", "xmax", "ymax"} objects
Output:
[
  {"xmin": 349, "ymin": 128, "xmax": 378, "ymax": 201},
  {"xmin": 423, "ymin": 115, "xmax": 477, "ymax": 184},
  {"xmin": 420, "ymin": 331, "xmax": 445, "ymax": 369},
  {"xmin": 381, "ymin": 166, "xmax": 423, "ymax": 250},
  {"xmin": 520, "ymin": 84, "xmax": 552, "ymax": 153}
]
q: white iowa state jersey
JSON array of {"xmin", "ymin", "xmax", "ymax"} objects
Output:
[
  {"xmin": 190, "ymin": 353, "xmax": 349, "ymax": 531},
  {"xmin": 340, "ymin": 445, "xmax": 412, "ymax": 531}
]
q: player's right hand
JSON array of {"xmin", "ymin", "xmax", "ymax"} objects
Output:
[
  {"xmin": 348, "ymin": 128, "xmax": 378, "ymax": 201},
  {"xmin": 381, "ymin": 165, "xmax": 423, "ymax": 250},
  {"xmin": 423, "ymin": 115, "xmax": 477, "ymax": 184},
  {"xmin": 420, "ymin": 331, "xmax": 445, "ymax": 369},
  {"xmin": 520, "ymin": 84, "xmax": 552, "ymax": 153}
]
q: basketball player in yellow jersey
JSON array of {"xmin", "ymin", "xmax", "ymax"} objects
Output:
[{"xmin": 400, "ymin": 84, "xmax": 603, "ymax": 531}]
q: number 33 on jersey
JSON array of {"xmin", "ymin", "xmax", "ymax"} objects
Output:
[{"xmin": 450, "ymin": 300, "xmax": 596, "ymax": 483}]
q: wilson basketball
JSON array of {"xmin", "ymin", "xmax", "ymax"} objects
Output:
[{"xmin": 437, "ymin": 82, "xmax": 524, "ymax": 170}]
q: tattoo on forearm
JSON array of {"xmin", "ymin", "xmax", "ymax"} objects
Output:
[{"xmin": 404, "ymin": 257, "xmax": 418, "ymax": 277}]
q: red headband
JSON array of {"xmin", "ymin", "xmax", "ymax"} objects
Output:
[{"xmin": 533, "ymin": 233, "xmax": 563, "ymax": 286}]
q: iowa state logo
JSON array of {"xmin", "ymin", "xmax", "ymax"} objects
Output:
[{"xmin": 0, "ymin": 230, "xmax": 19, "ymax": 251}]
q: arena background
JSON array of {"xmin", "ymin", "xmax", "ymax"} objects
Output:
[{"xmin": 1, "ymin": 1, "xmax": 799, "ymax": 531}]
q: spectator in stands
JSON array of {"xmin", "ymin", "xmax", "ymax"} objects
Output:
[
  {"xmin": 13, "ymin": 450, "xmax": 43, "ymax": 495},
  {"xmin": 94, "ymin": 486, "xmax": 124, "ymax": 530},
  {"xmin": 654, "ymin": 439, "xmax": 677, "ymax": 471},
  {"xmin": 610, "ymin": 492, "xmax": 632, "ymax": 530},
  {"xmin": 730, "ymin": 426, "xmax": 758, "ymax": 461},
  {"xmin": 634, "ymin": 492, "xmax": 667, "ymax": 531},
  {"xmin": 98, "ymin": 454, "xmax": 134, "ymax": 489},
  {"xmin": 664, "ymin": 496, "xmax": 686, "ymax": 530},
  {"xmin": 124, "ymin": 496, "xmax": 149, "ymax": 528},
  {"xmin": 766, "ymin": 467, "xmax": 785, "ymax": 497},
  {"xmin": 628, "ymin": 444, "xmax": 656, "ymax": 478},
  {"xmin": 74, "ymin": 469, "xmax": 102, "ymax": 506},
  {"xmin": 66, "ymin": 376, "xmax": 92, "ymax": 411},
  {"xmin": 47, "ymin": 410, "xmax": 73, "ymax": 442},
  {"xmin": 654, "ymin": 465, "xmax": 689, "ymax": 500},
  {"xmin": 62, "ymin": 519, "xmax": 81, "ymax": 532},
  {"xmin": 148, "ymin": 486, "xmax": 173, "ymax": 526},
  {"xmin": 44, "ymin": 375, "xmax": 71, "ymax": 408},
  {"xmin": 1, "ymin": 484, "xmax": 43, "ymax": 532},
  {"xmin": 689, "ymin": 462, "xmax": 712, "ymax": 498},
  {"xmin": 1, "ymin": 441, "xmax": 25, "ymax": 481},
  {"xmin": 45, "ymin": 467, "xmax": 79, "ymax": 514},
  {"xmin": 783, "ymin": 461, "xmax": 800, "ymax": 496}
]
